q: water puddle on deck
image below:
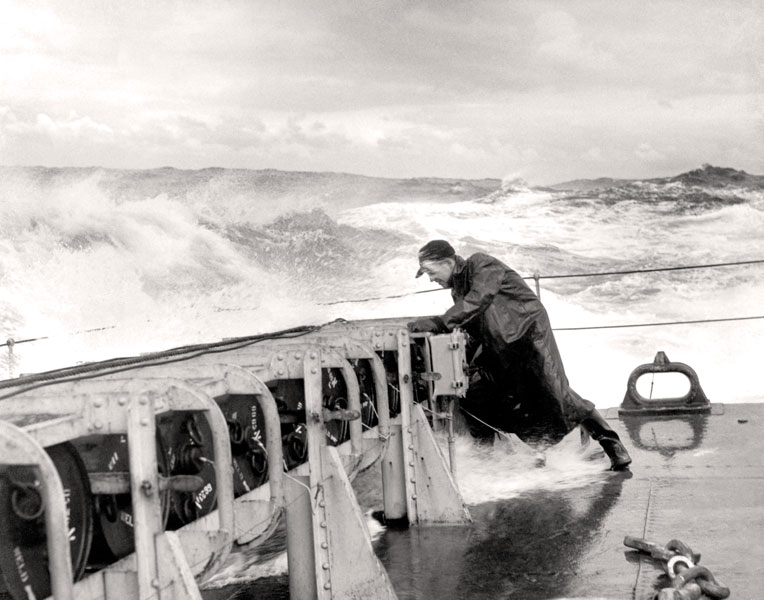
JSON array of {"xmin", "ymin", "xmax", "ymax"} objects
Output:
[{"xmin": 202, "ymin": 429, "xmax": 615, "ymax": 599}]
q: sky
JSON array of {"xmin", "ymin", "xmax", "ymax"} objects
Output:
[{"xmin": 0, "ymin": 0, "xmax": 762, "ymax": 185}]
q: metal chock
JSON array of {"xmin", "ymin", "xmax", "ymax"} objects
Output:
[{"xmin": 620, "ymin": 351, "xmax": 711, "ymax": 415}]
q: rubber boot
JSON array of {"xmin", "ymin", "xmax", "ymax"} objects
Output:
[
  {"xmin": 580, "ymin": 410, "xmax": 632, "ymax": 471},
  {"xmin": 598, "ymin": 437, "xmax": 632, "ymax": 471}
]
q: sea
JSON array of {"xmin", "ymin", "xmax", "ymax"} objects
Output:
[{"xmin": 1, "ymin": 163, "xmax": 762, "ymax": 598}]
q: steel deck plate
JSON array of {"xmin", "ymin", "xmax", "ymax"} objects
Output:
[
  {"xmin": 203, "ymin": 402, "xmax": 764, "ymax": 599},
  {"xmin": 376, "ymin": 402, "xmax": 764, "ymax": 599}
]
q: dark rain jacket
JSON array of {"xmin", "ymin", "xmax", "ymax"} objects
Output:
[{"xmin": 438, "ymin": 253, "xmax": 594, "ymax": 439}]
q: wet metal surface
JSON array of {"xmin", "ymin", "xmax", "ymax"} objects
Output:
[
  {"xmin": 203, "ymin": 402, "xmax": 764, "ymax": 599},
  {"xmin": 614, "ymin": 403, "xmax": 764, "ymax": 600}
]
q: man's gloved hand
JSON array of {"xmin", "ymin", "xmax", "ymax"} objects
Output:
[{"xmin": 407, "ymin": 316, "xmax": 447, "ymax": 333}]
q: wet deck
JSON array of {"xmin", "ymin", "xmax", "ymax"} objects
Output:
[
  {"xmin": 377, "ymin": 402, "xmax": 764, "ymax": 599},
  {"xmin": 205, "ymin": 402, "xmax": 764, "ymax": 599}
]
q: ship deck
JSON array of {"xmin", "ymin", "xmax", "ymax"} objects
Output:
[{"xmin": 205, "ymin": 401, "xmax": 764, "ymax": 599}]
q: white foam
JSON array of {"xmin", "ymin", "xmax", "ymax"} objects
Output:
[
  {"xmin": 1, "ymin": 172, "xmax": 761, "ymax": 406},
  {"xmin": 439, "ymin": 430, "xmax": 610, "ymax": 506}
]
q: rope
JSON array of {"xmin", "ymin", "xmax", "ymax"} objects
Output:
[
  {"xmin": 3, "ymin": 259, "xmax": 762, "ymax": 351},
  {"xmin": 459, "ymin": 407, "xmax": 512, "ymax": 441},
  {"xmin": 5, "ymin": 312, "xmax": 763, "ymax": 354},
  {"xmin": 554, "ymin": 314, "xmax": 764, "ymax": 331},
  {"xmin": 534, "ymin": 258, "xmax": 764, "ymax": 280},
  {"xmin": 320, "ymin": 289, "xmax": 440, "ymax": 306},
  {"xmin": 0, "ymin": 320, "xmax": 347, "ymax": 397},
  {"xmin": 361, "ymin": 398, "xmax": 391, "ymax": 441},
  {"xmin": 319, "ymin": 258, "xmax": 764, "ymax": 305},
  {"xmin": 419, "ymin": 404, "xmax": 452, "ymax": 421},
  {"xmin": 1, "ymin": 325, "xmax": 117, "ymax": 348}
]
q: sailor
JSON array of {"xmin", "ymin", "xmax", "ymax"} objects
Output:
[{"xmin": 408, "ymin": 240, "xmax": 632, "ymax": 470}]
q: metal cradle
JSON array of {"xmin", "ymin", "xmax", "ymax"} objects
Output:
[{"xmin": 0, "ymin": 317, "xmax": 472, "ymax": 600}]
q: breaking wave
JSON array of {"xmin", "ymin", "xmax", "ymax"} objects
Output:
[{"xmin": 1, "ymin": 164, "xmax": 762, "ymax": 405}]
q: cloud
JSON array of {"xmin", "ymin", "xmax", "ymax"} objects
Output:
[
  {"xmin": 634, "ymin": 143, "xmax": 666, "ymax": 162},
  {"xmin": 583, "ymin": 147, "xmax": 605, "ymax": 162},
  {"xmin": 0, "ymin": 1, "xmax": 63, "ymax": 52},
  {"xmin": 0, "ymin": 1, "xmax": 762, "ymax": 182},
  {"xmin": 3, "ymin": 110, "xmax": 113, "ymax": 140},
  {"xmin": 535, "ymin": 9, "xmax": 619, "ymax": 73}
]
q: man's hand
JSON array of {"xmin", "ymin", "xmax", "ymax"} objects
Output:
[{"xmin": 407, "ymin": 317, "xmax": 447, "ymax": 333}]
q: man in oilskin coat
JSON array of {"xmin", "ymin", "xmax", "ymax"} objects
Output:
[{"xmin": 408, "ymin": 240, "xmax": 632, "ymax": 471}]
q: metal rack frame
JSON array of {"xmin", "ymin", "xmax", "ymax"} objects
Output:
[{"xmin": 0, "ymin": 326, "xmax": 471, "ymax": 600}]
